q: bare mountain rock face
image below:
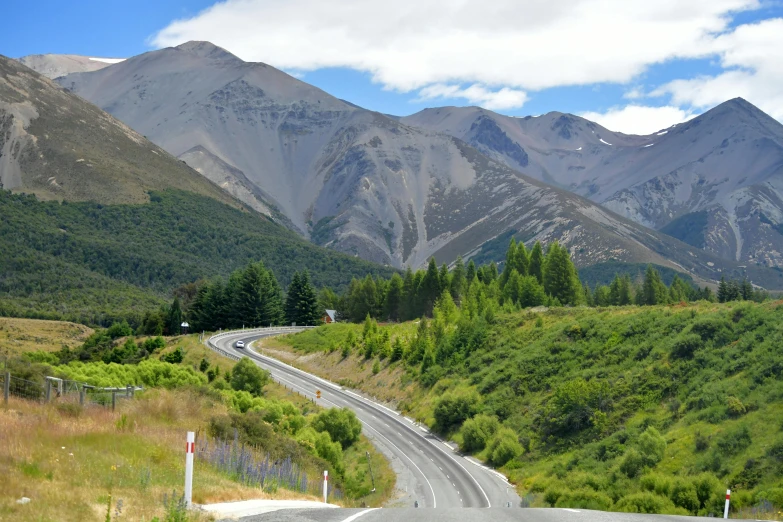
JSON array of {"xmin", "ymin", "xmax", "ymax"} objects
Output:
[
  {"xmin": 54, "ymin": 42, "xmax": 777, "ymax": 287},
  {"xmin": 0, "ymin": 54, "xmax": 237, "ymax": 206},
  {"xmin": 17, "ymin": 54, "xmax": 122, "ymax": 79},
  {"xmin": 403, "ymin": 100, "xmax": 783, "ymax": 268}
]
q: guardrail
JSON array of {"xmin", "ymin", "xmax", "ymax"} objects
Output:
[{"xmin": 205, "ymin": 326, "xmax": 316, "ymax": 361}]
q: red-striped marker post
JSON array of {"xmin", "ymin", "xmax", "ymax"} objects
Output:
[
  {"xmin": 323, "ymin": 470, "xmax": 328, "ymax": 504},
  {"xmin": 724, "ymin": 489, "xmax": 731, "ymax": 519},
  {"xmin": 185, "ymin": 432, "xmax": 195, "ymax": 507}
]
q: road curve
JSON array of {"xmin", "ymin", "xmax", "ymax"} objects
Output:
[{"xmin": 209, "ymin": 328, "xmax": 521, "ymax": 509}]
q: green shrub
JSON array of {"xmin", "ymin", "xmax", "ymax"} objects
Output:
[
  {"xmin": 726, "ymin": 396, "xmax": 746, "ymax": 417},
  {"xmin": 230, "ymin": 357, "xmax": 270, "ymax": 397},
  {"xmin": 670, "ymin": 334, "xmax": 703, "ymax": 359},
  {"xmin": 694, "ymin": 431, "xmax": 709, "ymax": 452},
  {"xmin": 433, "ymin": 388, "xmax": 481, "ymax": 432},
  {"xmin": 614, "ymin": 492, "xmax": 684, "ymax": 514},
  {"xmin": 541, "ymin": 378, "xmax": 610, "ymax": 437},
  {"xmin": 161, "ymin": 347, "xmax": 184, "ymax": 364},
  {"xmin": 638, "ymin": 427, "xmax": 666, "ymax": 466},
  {"xmin": 544, "ymin": 488, "xmax": 563, "ymax": 506},
  {"xmin": 311, "ymin": 408, "xmax": 362, "ymax": 449},
  {"xmin": 487, "ymin": 427, "xmax": 523, "ymax": 466},
  {"xmin": 669, "ymin": 479, "xmax": 700, "ymax": 513},
  {"xmin": 715, "ymin": 424, "xmax": 752, "ymax": 456},
  {"xmin": 620, "ymin": 448, "xmax": 645, "ymax": 478},
  {"xmin": 555, "ymin": 488, "xmax": 613, "ymax": 510},
  {"xmin": 460, "ymin": 414, "xmax": 500, "ymax": 452},
  {"xmin": 640, "ymin": 473, "xmax": 672, "ymax": 496}
]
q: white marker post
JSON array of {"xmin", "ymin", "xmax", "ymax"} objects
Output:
[
  {"xmin": 724, "ymin": 489, "xmax": 730, "ymax": 519},
  {"xmin": 323, "ymin": 470, "xmax": 328, "ymax": 504},
  {"xmin": 185, "ymin": 432, "xmax": 195, "ymax": 508}
]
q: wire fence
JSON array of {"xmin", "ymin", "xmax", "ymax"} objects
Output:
[
  {"xmin": 2, "ymin": 371, "xmax": 141, "ymax": 410},
  {"xmin": 197, "ymin": 433, "xmax": 343, "ymax": 500}
]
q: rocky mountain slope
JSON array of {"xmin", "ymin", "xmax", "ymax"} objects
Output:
[
  {"xmin": 18, "ymin": 54, "xmax": 122, "ymax": 79},
  {"xmin": 52, "ymin": 42, "xmax": 761, "ymax": 287},
  {"xmin": 403, "ymin": 100, "xmax": 783, "ymax": 267},
  {"xmin": 0, "ymin": 54, "xmax": 237, "ymax": 206}
]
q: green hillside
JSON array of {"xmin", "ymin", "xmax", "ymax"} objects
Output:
[
  {"xmin": 0, "ymin": 189, "xmax": 395, "ymax": 325},
  {"xmin": 277, "ymin": 300, "xmax": 783, "ymax": 517}
]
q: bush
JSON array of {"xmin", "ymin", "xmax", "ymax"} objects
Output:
[
  {"xmin": 433, "ymin": 388, "xmax": 481, "ymax": 432},
  {"xmin": 161, "ymin": 347, "xmax": 184, "ymax": 364},
  {"xmin": 615, "ymin": 492, "xmax": 682, "ymax": 514},
  {"xmin": 726, "ymin": 396, "xmax": 746, "ymax": 417},
  {"xmin": 230, "ymin": 357, "xmax": 270, "ymax": 397},
  {"xmin": 638, "ymin": 427, "xmax": 666, "ymax": 466},
  {"xmin": 460, "ymin": 414, "xmax": 500, "ymax": 452},
  {"xmin": 694, "ymin": 431, "xmax": 709, "ymax": 452},
  {"xmin": 311, "ymin": 408, "xmax": 362, "ymax": 449},
  {"xmin": 555, "ymin": 489, "xmax": 613, "ymax": 510},
  {"xmin": 487, "ymin": 427, "xmax": 523, "ymax": 466},
  {"xmin": 620, "ymin": 448, "xmax": 645, "ymax": 478},
  {"xmin": 670, "ymin": 334, "xmax": 703, "ymax": 359},
  {"xmin": 715, "ymin": 424, "xmax": 752, "ymax": 456},
  {"xmin": 541, "ymin": 378, "xmax": 610, "ymax": 437},
  {"xmin": 669, "ymin": 479, "xmax": 700, "ymax": 513},
  {"xmin": 640, "ymin": 473, "xmax": 672, "ymax": 496},
  {"xmin": 544, "ymin": 488, "xmax": 563, "ymax": 506}
]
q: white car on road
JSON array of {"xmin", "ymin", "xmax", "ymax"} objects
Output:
[{"xmin": 235, "ymin": 340, "xmax": 245, "ymax": 349}]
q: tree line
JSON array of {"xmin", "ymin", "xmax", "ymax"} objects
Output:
[{"xmin": 162, "ymin": 238, "xmax": 768, "ymax": 331}]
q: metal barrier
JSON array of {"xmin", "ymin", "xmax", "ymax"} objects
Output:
[
  {"xmin": 3, "ymin": 370, "xmax": 141, "ymax": 410},
  {"xmin": 205, "ymin": 326, "xmax": 315, "ymax": 360}
]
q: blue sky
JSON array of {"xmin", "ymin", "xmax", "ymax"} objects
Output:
[{"xmin": 3, "ymin": 0, "xmax": 782, "ymax": 134}]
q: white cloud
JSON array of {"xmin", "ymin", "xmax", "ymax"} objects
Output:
[
  {"xmin": 652, "ymin": 18, "xmax": 783, "ymax": 120},
  {"xmin": 415, "ymin": 84, "xmax": 528, "ymax": 110},
  {"xmin": 623, "ymin": 87, "xmax": 645, "ymax": 100},
  {"xmin": 150, "ymin": 0, "xmax": 759, "ymax": 93},
  {"xmin": 580, "ymin": 105, "xmax": 694, "ymax": 135}
]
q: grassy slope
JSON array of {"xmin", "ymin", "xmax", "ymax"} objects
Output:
[
  {"xmin": 269, "ymin": 302, "xmax": 783, "ymax": 517},
  {"xmin": 0, "ymin": 331, "xmax": 395, "ymax": 520},
  {"xmin": 0, "ymin": 317, "xmax": 93, "ymax": 356},
  {"xmin": 0, "ymin": 189, "xmax": 396, "ymax": 325}
]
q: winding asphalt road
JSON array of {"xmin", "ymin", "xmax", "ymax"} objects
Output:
[{"xmin": 208, "ymin": 328, "xmax": 521, "ymax": 510}]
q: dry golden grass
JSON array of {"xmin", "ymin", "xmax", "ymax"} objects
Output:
[
  {"xmin": 0, "ymin": 317, "xmax": 93, "ymax": 355},
  {"xmin": 0, "ymin": 388, "xmax": 317, "ymax": 521},
  {"xmin": 258, "ymin": 337, "xmax": 419, "ymax": 409}
]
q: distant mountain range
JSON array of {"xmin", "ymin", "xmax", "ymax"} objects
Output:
[{"xmin": 11, "ymin": 44, "xmax": 783, "ymax": 289}]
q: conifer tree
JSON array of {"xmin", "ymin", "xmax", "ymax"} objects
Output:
[
  {"xmin": 519, "ymin": 276, "xmax": 546, "ymax": 308},
  {"xmin": 285, "ymin": 272, "xmax": 303, "ymax": 324},
  {"xmin": 167, "ymin": 296, "xmax": 182, "ymax": 335},
  {"xmin": 421, "ymin": 258, "xmax": 442, "ymax": 316},
  {"xmin": 717, "ymin": 276, "xmax": 729, "ymax": 303},
  {"xmin": 450, "ymin": 256, "xmax": 466, "ymax": 301},
  {"xmin": 516, "ymin": 241, "xmax": 530, "ymax": 276},
  {"xmin": 641, "ymin": 265, "xmax": 669, "ymax": 305},
  {"xmin": 294, "ymin": 270, "xmax": 320, "ymax": 326},
  {"xmin": 384, "ymin": 273, "xmax": 404, "ymax": 322},
  {"xmin": 528, "ymin": 241, "xmax": 544, "ymax": 284},
  {"xmin": 466, "ymin": 259, "xmax": 477, "ymax": 287},
  {"xmin": 401, "ymin": 267, "xmax": 416, "ymax": 321},
  {"xmin": 543, "ymin": 242, "xmax": 581, "ymax": 305},
  {"xmin": 501, "ymin": 238, "xmax": 517, "ymax": 285}
]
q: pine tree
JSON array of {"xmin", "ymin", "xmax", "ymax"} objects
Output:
[
  {"xmin": 502, "ymin": 270, "xmax": 521, "ymax": 305},
  {"xmin": 528, "ymin": 241, "xmax": 544, "ymax": 284},
  {"xmin": 260, "ymin": 270, "xmax": 285, "ymax": 326},
  {"xmin": 439, "ymin": 263, "xmax": 450, "ymax": 296},
  {"xmin": 421, "ymin": 258, "xmax": 441, "ymax": 316},
  {"xmin": 741, "ymin": 278, "xmax": 753, "ymax": 301},
  {"xmin": 516, "ymin": 241, "xmax": 530, "ymax": 276},
  {"xmin": 401, "ymin": 267, "xmax": 416, "ymax": 321},
  {"xmin": 450, "ymin": 256, "xmax": 466, "ymax": 302},
  {"xmin": 593, "ymin": 285, "xmax": 611, "ymax": 306},
  {"xmin": 295, "ymin": 270, "xmax": 320, "ymax": 326},
  {"xmin": 583, "ymin": 282, "xmax": 594, "ymax": 306},
  {"xmin": 543, "ymin": 242, "xmax": 581, "ymax": 305},
  {"xmin": 384, "ymin": 273, "xmax": 404, "ymax": 322},
  {"xmin": 519, "ymin": 276, "xmax": 546, "ymax": 308},
  {"xmin": 285, "ymin": 272, "xmax": 303, "ymax": 325},
  {"xmin": 717, "ymin": 276, "xmax": 729, "ymax": 303},
  {"xmin": 501, "ymin": 238, "xmax": 517, "ymax": 285},
  {"xmin": 167, "ymin": 296, "xmax": 182, "ymax": 335},
  {"xmin": 726, "ymin": 280, "xmax": 741, "ymax": 302},
  {"xmin": 641, "ymin": 265, "xmax": 669, "ymax": 305},
  {"xmin": 466, "ymin": 259, "xmax": 477, "ymax": 287},
  {"xmin": 390, "ymin": 336, "xmax": 404, "ymax": 362},
  {"xmin": 487, "ymin": 262, "xmax": 498, "ymax": 282}
]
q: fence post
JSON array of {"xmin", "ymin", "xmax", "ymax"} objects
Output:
[
  {"xmin": 111, "ymin": 390, "xmax": 116, "ymax": 411},
  {"xmin": 130, "ymin": 386, "xmax": 135, "ymax": 399},
  {"xmin": 79, "ymin": 386, "xmax": 85, "ymax": 406},
  {"xmin": 185, "ymin": 431, "xmax": 195, "ymax": 508},
  {"xmin": 323, "ymin": 470, "xmax": 328, "ymax": 504},
  {"xmin": 724, "ymin": 489, "xmax": 731, "ymax": 519},
  {"xmin": 126, "ymin": 385, "xmax": 131, "ymax": 398},
  {"xmin": 3, "ymin": 372, "xmax": 9, "ymax": 404},
  {"xmin": 45, "ymin": 379, "xmax": 51, "ymax": 403}
]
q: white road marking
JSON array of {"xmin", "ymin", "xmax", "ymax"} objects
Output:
[
  {"xmin": 340, "ymin": 508, "xmax": 380, "ymax": 522},
  {"xmin": 563, "ymin": 508, "xmax": 581, "ymax": 513}
]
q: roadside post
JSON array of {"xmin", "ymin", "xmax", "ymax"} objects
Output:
[
  {"xmin": 185, "ymin": 431, "xmax": 195, "ymax": 507},
  {"xmin": 3, "ymin": 372, "xmax": 9, "ymax": 404},
  {"xmin": 323, "ymin": 470, "xmax": 328, "ymax": 503},
  {"xmin": 724, "ymin": 489, "xmax": 731, "ymax": 519}
]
